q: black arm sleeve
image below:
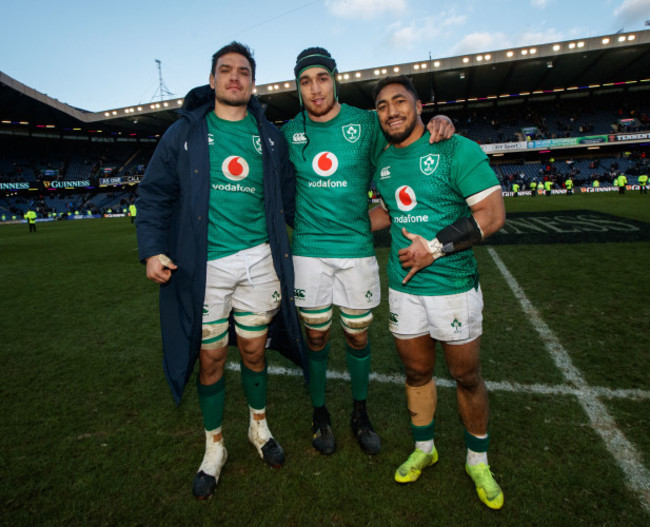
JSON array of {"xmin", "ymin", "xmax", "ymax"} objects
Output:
[{"xmin": 436, "ymin": 216, "xmax": 482, "ymax": 255}]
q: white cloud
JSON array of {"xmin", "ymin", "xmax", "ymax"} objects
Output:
[
  {"xmin": 388, "ymin": 12, "xmax": 467, "ymax": 50},
  {"xmin": 613, "ymin": 0, "xmax": 650, "ymax": 27},
  {"xmin": 452, "ymin": 28, "xmax": 565, "ymax": 55},
  {"xmin": 452, "ymin": 32, "xmax": 509, "ymax": 55},
  {"xmin": 325, "ymin": 0, "xmax": 408, "ymax": 20},
  {"xmin": 531, "ymin": 0, "xmax": 552, "ymax": 8},
  {"xmin": 441, "ymin": 13, "xmax": 468, "ymax": 27},
  {"xmin": 389, "ymin": 25, "xmax": 419, "ymax": 48}
]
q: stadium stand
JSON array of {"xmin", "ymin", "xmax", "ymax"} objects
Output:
[{"xmin": 1, "ymin": 30, "xmax": 649, "ymax": 219}]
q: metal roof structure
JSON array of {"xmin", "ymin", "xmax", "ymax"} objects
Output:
[{"xmin": 2, "ymin": 29, "xmax": 649, "ymax": 139}]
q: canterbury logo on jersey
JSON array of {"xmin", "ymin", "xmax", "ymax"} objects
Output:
[
  {"xmin": 380, "ymin": 166, "xmax": 391, "ymax": 179},
  {"xmin": 312, "ymin": 152, "xmax": 339, "ymax": 177},
  {"xmin": 292, "ymin": 132, "xmax": 307, "ymax": 144}
]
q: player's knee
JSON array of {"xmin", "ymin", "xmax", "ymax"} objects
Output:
[
  {"xmin": 202, "ymin": 319, "xmax": 229, "ymax": 351},
  {"xmin": 404, "ymin": 366, "xmax": 433, "ymax": 386},
  {"xmin": 306, "ymin": 327, "xmax": 329, "ymax": 350},
  {"xmin": 344, "ymin": 331, "xmax": 368, "ymax": 349},
  {"xmin": 450, "ymin": 368, "xmax": 483, "ymax": 390},
  {"xmin": 340, "ymin": 308, "xmax": 373, "ymax": 336},
  {"xmin": 299, "ymin": 306, "xmax": 333, "ymax": 332},
  {"xmin": 238, "ymin": 346, "xmax": 266, "ymax": 370},
  {"xmin": 199, "ymin": 346, "xmax": 227, "ymax": 381},
  {"xmin": 233, "ymin": 308, "xmax": 277, "ymax": 340}
]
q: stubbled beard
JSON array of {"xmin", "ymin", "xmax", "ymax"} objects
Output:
[
  {"xmin": 382, "ymin": 117, "xmax": 417, "ymax": 145},
  {"xmin": 216, "ymin": 93, "xmax": 248, "ymax": 107},
  {"xmin": 305, "ymin": 97, "xmax": 336, "ymax": 118}
]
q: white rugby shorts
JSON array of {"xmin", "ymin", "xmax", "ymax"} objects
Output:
[
  {"xmin": 203, "ymin": 243, "xmax": 281, "ymax": 323},
  {"xmin": 388, "ymin": 286, "xmax": 483, "ymax": 344},
  {"xmin": 293, "ymin": 255, "xmax": 380, "ymax": 309}
]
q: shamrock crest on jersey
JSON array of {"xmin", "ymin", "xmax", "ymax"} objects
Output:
[
  {"xmin": 222, "ymin": 156, "xmax": 250, "ymax": 181},
  {"xmin": 312, "ymin": 152, "xmax": 339, "ymax": 177},
  {"xmin": 342, "ymin": 124, "xmax": 361, "ymax": 143},
  {"xmin": 420, "ymin": 154, "xmax": 440, "ymax": 175}
]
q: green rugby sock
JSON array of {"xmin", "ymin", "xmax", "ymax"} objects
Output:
[
  {"xmin": 464, "ymin": 429, "xmax": 490, "ymax": 452},
  {"xmin": 411, "ymin": 419, "xmax": 435, "ymax": 442},
  {"xmin": 241, "ymin": 362, "xmax": 268, "ymax": 411},
  {"xmin": 197, "ymin": 376, "xmax": 225, "ymax": 432},
  {"xmin": 308, "ymin": 343, "xmax": 330, "ymax": 408},
  {"xmin": 346, "ymin": 342, "xmax": 370, "ymax": 402},
  {"xmin": 465, "ymin": 430, "xmax": 490, "ymax": 465}
]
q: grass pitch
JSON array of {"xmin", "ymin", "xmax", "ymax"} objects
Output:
[{"xmin": 1, "ymin": 192, "xmax": 649, "ymax": 525}]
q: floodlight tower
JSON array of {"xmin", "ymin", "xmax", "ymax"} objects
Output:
[{"xmin": 152, "ymin": 59, "xmax": 174, "ymax": 102}]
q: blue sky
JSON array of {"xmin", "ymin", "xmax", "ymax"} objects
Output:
[{"xmin": 1, "ymin": 0, "xmax": 649, "ymax": 112}]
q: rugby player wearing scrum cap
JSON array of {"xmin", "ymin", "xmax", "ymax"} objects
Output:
[{"xmin": 282, "ymin": 47, "xmax": 454, "ymax": 457}]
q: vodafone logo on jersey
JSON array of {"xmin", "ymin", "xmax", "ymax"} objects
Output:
[
  {"xmin": 395, "ymin": 185, "xmax": 417, "ymax": 212},
  {"xmin": 222, "ymin": 156, "xmax": 250, "ymax": 181},
  {"xmin": 312, "ymin": 152, "xmax": 339, "ymax": 177}
]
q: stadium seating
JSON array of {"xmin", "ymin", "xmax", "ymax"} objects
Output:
[{"xmin": 1, "ymin": 88, "xmax": 648, "ymax": 216}]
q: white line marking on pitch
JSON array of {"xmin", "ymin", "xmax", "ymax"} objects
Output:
[
  {"xmin": 225, "ymin": 363, "xmax": 650, "ymax": 401},
  {"xmin": 487, "ymin": 247, "xmax": 650, "ymax": 513}
]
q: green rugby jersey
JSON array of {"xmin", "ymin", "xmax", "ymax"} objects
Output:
[
  {"xmin": 375, "ymin": 134, "xmax": 499, "ymax": 295},
  {"xmin": 282, "ymin": 104, "xmax": 386, "ymax": 257},
  {"xmin": 207, "ymin": 112, "xmax": 268, "ymax": 260}
]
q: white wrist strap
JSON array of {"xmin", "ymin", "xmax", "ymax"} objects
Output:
[{"xmin": 426, "ymin": 237, "xmax": 445, "ymax": 259}]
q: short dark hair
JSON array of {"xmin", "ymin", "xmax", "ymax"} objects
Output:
[
  {"xmin": 211, "ymin": 41, "xmax": 256, "ymax": 82},
  {"xmin": 372, "ymin": 75, "xmax": 419, "ymax": 105}
]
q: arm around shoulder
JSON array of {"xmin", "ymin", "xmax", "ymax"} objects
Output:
[{"xmin": 426, "ymin": 115, "xmax": 456, "ymax": 143}]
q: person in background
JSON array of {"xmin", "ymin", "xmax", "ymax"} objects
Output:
[
  {"xmin": 638, "ymin": 172, "xmax": 648, "ymax": 194},
  {"xmin": 565, "ymin": 177, "xmax": 573, "ymax": 196},
  {"xmin": 544, "ymin": 179, "xmax": 552, "ymax": 196},
  {"xmin": 25, "ymin": 209, "xmax": 37, "ymax": 232},
  {"xmin": 617, "ymin": 173, "xmax": 628, "ymax": 194}
]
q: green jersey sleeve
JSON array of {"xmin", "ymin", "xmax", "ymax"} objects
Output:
[{"xmin": 451, "ymin": 135, "xmax": 500, "ymax": 199}]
